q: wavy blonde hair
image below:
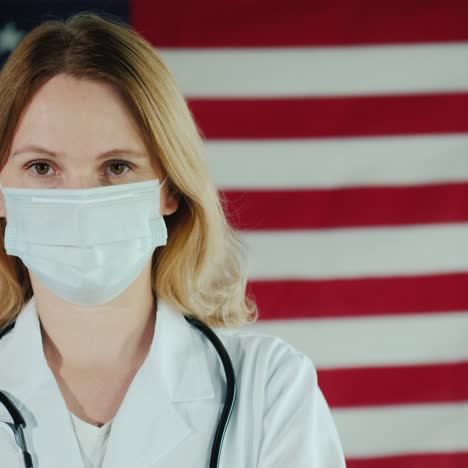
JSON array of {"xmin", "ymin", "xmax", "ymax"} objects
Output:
[{"xmin": 0, "ymin": 11, "xmax": 258, "ymax": 329}]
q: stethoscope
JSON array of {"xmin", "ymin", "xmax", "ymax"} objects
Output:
[{"xmin": 0, "ymin": 315, "xmax": 237, "ymax": 468}]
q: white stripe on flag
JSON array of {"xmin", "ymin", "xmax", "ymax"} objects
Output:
[
  {"xmin": 241, "ymin": 225, "xmax": 468, "ymax": 280},
  {"xmin": 206, "ymin": 135, "xmax": 468, "ymax": 189},
  {"xmin": 333, "ymin": 402, "xmax": 468, "ymax": 457},
  {"xmin": 245, "ymin": 312, "xmax": 468, "ymax": 368},
  {"xmin": 159, "ymin": 43, "xmax": 468, "ymax": 97}
]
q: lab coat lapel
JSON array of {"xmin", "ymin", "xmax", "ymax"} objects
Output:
[
  {"xmin": 102, "ymin": 297, "xmax": 216, "ymax": 468},
  {"xmin": 0, "ymin": 297, "xmax": 85, "ymax": 468},
  {"xmin": 0, "ymin": 295, "xmax": 216, "ymax": 468}
]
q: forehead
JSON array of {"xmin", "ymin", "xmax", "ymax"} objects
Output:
[{"xmin": 11, "ymin": 74, "xmax": 145, "ymax": 153}]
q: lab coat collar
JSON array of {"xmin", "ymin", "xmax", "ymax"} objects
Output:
[{"xmin": 0, "ymin": 295, "xmax": 216, "ymax": 468}]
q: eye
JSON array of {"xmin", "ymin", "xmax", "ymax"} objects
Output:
[
  {"xmin": 105, "ymin": 160, "xmax": 135, "ymax": 177},
  {"xmin": 24, "ymin": 159, "xmax": 136, "ymax": 178},
  {"xmin": 25, "ymin": 160, "xmax": 53, "ymax": 177}
]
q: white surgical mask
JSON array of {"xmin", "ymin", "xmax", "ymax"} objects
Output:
[{"xmin": 0, "ymin": 178, "xmax": 168, "ymax": 305}]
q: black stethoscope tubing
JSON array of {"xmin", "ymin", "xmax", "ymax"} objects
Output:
[
  {"xmin": 0, "ymin": 315, "xmax": 236, "ymax": 468},
  {"xmin": 184, "ymin": 316, "xmax": 237, "ymax": 468}
]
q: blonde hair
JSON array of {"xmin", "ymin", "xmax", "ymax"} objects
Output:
[{"xmin": 0, "ymin": 12, "xmax": 258, "ymax": 329}]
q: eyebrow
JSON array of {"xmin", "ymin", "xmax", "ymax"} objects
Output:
[{"xmin": 10, "ymin": 145, "xmax": 148, "ymax": 160}]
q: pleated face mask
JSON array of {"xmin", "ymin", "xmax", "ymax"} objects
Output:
[{"xmin": 0, "ymin": 178, "xmax": 168, "ymax": 305}]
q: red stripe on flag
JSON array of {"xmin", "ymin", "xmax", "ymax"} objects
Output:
[
  {"xmin": 249, "ymin": 273, "xmax": 468, "ymax": 319},
  {"xmin": 132, "ymin": 0, "xmax": 468, "ymax": 47},
  {"xmin": 222, "ymin": 183, "xmax": 468, "ymax": 230},
  {"xmin": 347, "ymin": 452, "xmax": 468, "ymax": 468},
  {"xmin": 189, "ymin": 94, "xmax": 468, "ymax": 139},
  {"xmin": 319, "ymin": 362, "xmax": 468, "ymax": 407}
]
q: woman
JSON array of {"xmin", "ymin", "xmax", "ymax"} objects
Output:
[{"xmin": 0, "ymin": 12, "xmax": 346, "ymax": 468}]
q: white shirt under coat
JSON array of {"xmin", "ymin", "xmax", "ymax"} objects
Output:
[{"xmin": 0, "ymin": 295, "xmax": 346, "ymax": 467}]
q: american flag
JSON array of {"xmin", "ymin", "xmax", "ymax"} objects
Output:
[
  {"xmin": 1, "ymin": 1, "xmax": 467, "ymax": 466},
  {"xmin": 132, "ymin": 1, "xmax": 468, "ymax": 467}
]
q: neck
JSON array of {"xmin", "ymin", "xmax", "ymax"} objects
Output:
[{"xmin": 30, "ymin": 261, "xmax": 156, "ymax": 371}]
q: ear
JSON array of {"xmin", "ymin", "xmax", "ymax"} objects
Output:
[
  {"xmin": 0, "ymin": 185, "xmax": 5, "ymax": 218},
  {"xmin": 162, "ymin": 188, "xmax": 180, "ymax": 216}
]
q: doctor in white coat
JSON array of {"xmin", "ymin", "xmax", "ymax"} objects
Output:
[{"xmin": 0, "ymin": 12, "xmax": 346, "ymax": 468}]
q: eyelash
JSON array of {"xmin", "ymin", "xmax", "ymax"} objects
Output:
[{"xmin": 24, "ymin": 159, "xmax": 136, "ymax": 178}]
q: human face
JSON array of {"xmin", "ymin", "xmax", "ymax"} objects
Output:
[{"xmin": 0, "ymin": 73, "xmax": 178, "ymax": 218}]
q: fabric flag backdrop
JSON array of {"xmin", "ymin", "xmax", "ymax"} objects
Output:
[
  {"xmin": 132, "ymin": 1, "xmax": 468, "ymax": 467},
  {"xmin": 1, "ymin": 1, "xmax": 467, "ymax": 467}
]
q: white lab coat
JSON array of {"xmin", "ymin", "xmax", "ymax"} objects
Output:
[{"xmin": 0, "ymin": 295, "xmax": 346, "ymax": 468}]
